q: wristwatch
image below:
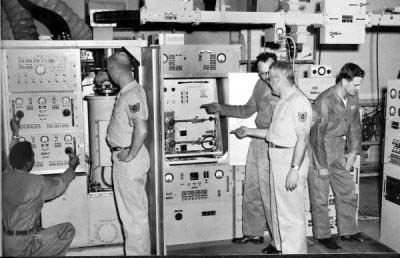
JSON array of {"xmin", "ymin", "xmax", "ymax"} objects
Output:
[{"xmin": 291, "ymin": 165, "xmax": 300, "ymax": 170}]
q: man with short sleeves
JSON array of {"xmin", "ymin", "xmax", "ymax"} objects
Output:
[
  {"xmin": 233, "ymin": 61, "xmax": 312, "ymax": 254},
  {"xmin": 201, "ymin": 52, "xmax": 280, "ymax": 254},
  {"xmin": 105, "ymin": 53, "xmax": 151, "ymax": 255},
  {"xmin": 308, "ymin": 63, "xmax": 365, "ymax": 250},
  {"xmin": 3, "ymin": 115, "xmax": 79, "ymax": 257}
]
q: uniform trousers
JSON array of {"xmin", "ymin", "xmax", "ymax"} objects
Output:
[
  {"xmin": 308, "ymin": 137, "xmax": 358, "ymax": 239},
  {"xmin": 3, "ymin": 222, "xmax": 75, "ymax": 257},
  {"xmin": 112, "ymin": 146, "xmax": 151, "ymax": 255},
  {"xmin": 242, "ymin": 138, "xmax": 274, "ymax": 240},
  {"xmin": 269, "ymin": 147, "xmax": 309, "ymax": 254}
]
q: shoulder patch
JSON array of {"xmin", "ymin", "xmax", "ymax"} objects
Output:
[
  {"xmin": 128, "ymin": 103, "xmax": 140, "ymax": 113},
  {"xmin": 298, "ymin": 112, "xmax": 307, "ymax": 122}
]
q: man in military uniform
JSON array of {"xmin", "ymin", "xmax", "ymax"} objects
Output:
[
  {"xmin": 233, "ymin": 61, "xmax": 312, "ymax": 254},
  {"xmin": 3, "ymin": 115, "xmax": 79, "ymax": 257},
  {"xmin": 201, "ymin": 52, "xmax": 279, "ymax": 254},
  {"xmin": 308, "ymin": 63, "xmax": 365, "ymax": 250},
  {"xmin": 105, "ymin": 52, "xmax": 151, "ymax": 255}
]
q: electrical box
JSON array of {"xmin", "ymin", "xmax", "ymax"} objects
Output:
[
  {"xmin": 297, "ymin": 77, "xmax": 335, "ymax": 101},
  {"xmin": 163, "ymin": 164, "xmax": 233, "ymax": 245},
  {"xmin": 381, "ymin": 80, "xmax": 400, "ymax": 252},
  {"xmin": 320, "ymin": 0, "xmax": 369, "ymax": 44}
]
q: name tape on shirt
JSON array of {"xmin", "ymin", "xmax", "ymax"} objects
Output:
[
  {"xmin": 129, "ymin": 103, "xmax": 140, "ymax": 113},
  {"xmin": 298, "ymin": 112, "xmax": 308, "ymax": 122}
]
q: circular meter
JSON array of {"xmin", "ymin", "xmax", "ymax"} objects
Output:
[
  {"xmin": 35, "ymin": 65, "xmax": 45, "ymax": 75},
  {"xmin": 15, "ymin": 98, "xmax": 23, "ymax": 105},
  {"xmin": 64, "ymin": 135, "xmax": 73, "ymax": 142},
  {"xmin": 389, "ymin": 106, "xmax": 396, "ymax": 116},
  {"xmin": 217, "ymin": 53, "xmax": 226, "ymax": 63},
  {"xmin": 390, "ymin": 89, "xmax": 397, "ymax": 98},
  {"xmin": 215, "ymin": 170, "xmax": 224, "ymax": 179},
  {"xmin": 165, "ymin": 173, "xmax": 174, "ymax": 183},
  {"xmin": 62, "ymin": 96, "xmax": 71, "ymax": 104},
  {"xmin": 40, "ymin": 136, "xmax": 49, "ymax": 143},
  {"xmin": 38, "ymin": 97, "xmax": 46, "ymax": 105},
  {"xmin": 318, "ymin": 66, "xmax": 326, "ymax": 76},
  {"xmin": 162, "ymin": 54, "xmax": 168, "ymax": 63}
]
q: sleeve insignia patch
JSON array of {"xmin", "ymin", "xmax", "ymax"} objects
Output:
[
  {"xmin": 129, "ymin": 103, "xmax": 140, "ymax": 113},
  {"xmin": 317, "ymin": 117, "xmax": 325, "ymax": 125},
  {"xmin": 298, "ymin": 112, "xmax": 307, "ymax": 122}
]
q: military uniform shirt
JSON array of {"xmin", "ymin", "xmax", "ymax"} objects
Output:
[
  {"xmin": 2, "ymin": 168, "xmax": 75, "ymax": 231},
  {"xmin": 220, "ymin": 79, "xmax": 278, "ymax": 129},
  {"xmin": 310, "ymin": 84, "xmax": 362, "ymax": 169},
  {"xmin": 107, "ymin": 81, "xmax": 148, "ymax": 148},
  {"xmin": 269, "ymin": 89, "xmax": 312, "ymax": 147}
]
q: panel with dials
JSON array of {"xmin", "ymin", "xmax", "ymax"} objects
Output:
[
  {"xmin": 4, "ymin": 48, "xmax": 85, "ymax": 174},
  {"xmin": 6, "ymin": 49, "xmax": 80, "ymax": 92}
]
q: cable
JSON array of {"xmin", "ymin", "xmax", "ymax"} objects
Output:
[
  {"xmin": 284, "ymin": 35, "xmax": 297, "ymax": 83},
  {"xmin": 101, "ymin": 166, "xmax": 113, "ymax": 188}
]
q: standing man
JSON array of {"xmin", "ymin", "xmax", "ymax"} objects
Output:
[
  {"xmin": 308, "ymin": 63, "xmax": 365, "ymax": 250},
  {"xmin": 3, "ymin": 115, "xmax": 79, "ymax": 257},
  {"xmin": 201, "ymin": 52, "xmax": 279, "ymax": 254},
  {"xmin": 105, "ymin": 52, "xmax": 151, "ymax": 255},
  {"xmin": 234, "ymin": 61, "xmax": 312, "ymax": 254}
]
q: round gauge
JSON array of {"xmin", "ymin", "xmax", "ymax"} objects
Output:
[
  {"xmin": 38, "ymin": 97, "xmax": 46, "ymax": 105},
  {"xmin": 318, "ymin": 66, "xmax": 326, "ymax": 76},
  {"xmin": 62, "ymin": 96, "xmax": 71, "ymax": 104},
  {"xmin": 64, "ymin": 135, "xmax": 73, "ymax": 142},
  {"xmin": 40, "ymin": 136, "xmax": 49, "ymax": 143},
  {"xmin": 276, "ymin": 27, "xmax": 284, "ymax": 36},
  {"xmin": 390, "ymin": 89, "xmax": 397, "ymax": 98},
  {"xmin": 215, "ymin": 170, "xmax": 224, "ymax": 179},
  {"xmin": 217, "ymin": 53, "xmax": 226, "ymax": 63},
  {"xmin": 162, "ymin": 54, "xmax": 168, "ymax": 63},
  {"xmin": 389, "ymin": 106, "xmax": 396, "ymax": 116},
  {"xmin": 165, "ymin": 173, "xmax": 174, "ymax": 183},
  {"xmin": 15, "ymin": 98, "xmax": 23, "ymax": 105},
  {"xmin": 35, "ymin": 65, "xmax": 45, "ymax": 75}
]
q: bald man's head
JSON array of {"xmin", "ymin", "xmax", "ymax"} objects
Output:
[{"xmin": 107, "ymin": 52, "xmax": 134, "ymax": 86}]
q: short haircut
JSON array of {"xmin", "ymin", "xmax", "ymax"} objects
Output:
[
  {"xmin": 107, "ymin": 52, "xmax": 133, "ymax": 80},
  {"xmin": 9, "ymin": 141, "xmax": 34, "ymax": 170},
  {"xmin": 256, "ymin": 52, "xmax": 277, "ymax": 63},
  {"xmin": 269, "ymin": 61, "xmax": 295, "ymax": 84},
  {"xmin": 336, "ymin": 63, "xmax": 365, "ymax": 83}
]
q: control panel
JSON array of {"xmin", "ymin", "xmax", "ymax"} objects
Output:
[
  {"xmin": 163, "ymin": 164, "xmax": 233, "ymax": 245},
  {"xmin": 4, "ymin": 49, "xmax": 85, "ymax": 174},
  {"xmin": 161, "ymin": 45, "xmax": 240, "ymax": 78},
  {"xmin": 6, "ymin": 49, "xmax": 79, "ymax": 92},
  {"xmin": 384, "ymin": 81, "xmax": 400, "ymax": 166},
  {"xmin": 163, "ymin": 78, "xmax": 222, "ymax": 163}
]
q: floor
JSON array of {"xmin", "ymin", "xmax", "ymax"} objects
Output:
[{"xmin": 68, "ymin": 173, "xmax": 397, "ymax": 256}]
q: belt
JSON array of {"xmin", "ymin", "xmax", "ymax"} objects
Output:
[
  {"xmin": 111, "ymin": 146, "xmax": 130, "ymax": 151},
  {"xmin": 4, "ymin": 227, "xmax": 38, "ymax": 236},
  {"xmin": 269, "ymin": 142, "xmax": 292, "ymax": 149}
]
